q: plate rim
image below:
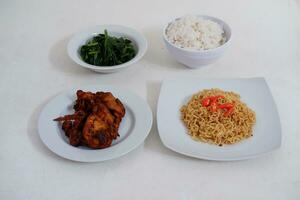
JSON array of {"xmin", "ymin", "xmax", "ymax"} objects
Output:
[
  {"xmin": 38, "ymin": 85, "xmax": 153, "ymax": 162},
  {"xmin": 157, "ymin": 77, "xmax": 282, "ymax": 161}
]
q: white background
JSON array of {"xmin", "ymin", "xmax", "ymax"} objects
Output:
[{"xmin": 1, "ymin": 0, "xmax": 300, "ymax": 199}]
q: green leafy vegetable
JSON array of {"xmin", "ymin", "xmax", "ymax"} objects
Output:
[{"xmin": 80, "ymin": 30, "xmax": 136, "ymax": 66}]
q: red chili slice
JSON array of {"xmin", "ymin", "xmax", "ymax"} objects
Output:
[
  {"xmin": 201, "ymin": 95, "xmax": 229, "ymax": 114},
  {"xmin": 211, "ymin": 95, "xmax": 224, "ymax": 103},
  {"xmin": 201, "ymin": 97, "xmax": 211, "ymax": 107},
  {"xmin": 218, "ymin": 103, "xmax": 234, "ymax": 109},
  {"xmin": 224, "ymin": 107, "xmax": 234, "ymax": 117},
  {"xmin": 210, "ymin": 102, "xmax": 218, "ymax": 112},
  {"xmin": 202, "ymin": 96, "xmax": 224, "ymax": 106}
]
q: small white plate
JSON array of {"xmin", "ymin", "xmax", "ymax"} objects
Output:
[
  {"xmin": 157, "ymin": 77, "xmax": 281, "ymax": 161},
  {"xmin": 38, "ymin": 85, "xmax": 153, "ymax": 162},
  {"xmin": 68, "ymin": 25, "xmax": 148, "ymax": 73}
]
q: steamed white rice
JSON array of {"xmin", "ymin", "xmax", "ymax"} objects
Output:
[{"xmin": 166, "ymin": 15, "xmax": 226, "ymax": 50}]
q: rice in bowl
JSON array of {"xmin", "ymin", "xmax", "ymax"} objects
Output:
[{"xmin": 166, "ymin": 15, "xmax": 226, "ymax": 50}]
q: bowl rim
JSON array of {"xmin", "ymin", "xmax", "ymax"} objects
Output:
[
  {"xmin": 68, "ymin": 24, "xmax": 148, "ymax": 71},
  {"xmin": 162, "ymin": 15, "xmax": 232, "ymax": 53}
]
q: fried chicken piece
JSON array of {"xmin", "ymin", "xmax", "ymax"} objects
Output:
[
  {"xmin": 54, "ymin": 90, "xmax": 126, "ymax": 149},
  {"xmin": 95, "ymin": 92, "xmax": 126, "ymax": 138},
  {"xmin": 92, "ymin": 102, "xmax": 120, "ymax": 139},
  {"xmin": 62, "ymin": 120, "xmax": 72, "ymax": 137},
  {"xmin": 68, "ymin": 129, "xmax": 81, "ymax": 146},
  {"xmin": 96, "ymin": 92, "xmax": 126, "ymax": 118},
  {"xmin": 92, "ymin": 103, "xmax": 114, "ymax": 125},
  {"xmin": 54, "ymin": 111, "xmax": 87, "ymax": 146},
  {"xmin": 82, "ymin": 114, "xmax": 113, "ymax": 149},
  {"xmin": 73, "ymin": 90, "xmax": 96, "ymax": 113}
]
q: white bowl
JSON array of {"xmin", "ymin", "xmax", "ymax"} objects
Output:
[
  {"xmin": 163, "ymin": 15, "xmax": 232, "ymax": 68},
  {"xmin": 68, "ymin": 25, "xmax": 148, "ymax": 73}
]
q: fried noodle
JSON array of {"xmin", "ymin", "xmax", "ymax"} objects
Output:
[{"xmin": 180, "ymin": 89, "xmax": 256, "ymax": 146}]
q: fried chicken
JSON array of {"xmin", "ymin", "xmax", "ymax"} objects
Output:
[{"xmin": 54, "ymin": 90, "xmax": 125, "ymax": 149}]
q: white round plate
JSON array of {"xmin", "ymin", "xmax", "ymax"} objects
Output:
[
  {"xmin": 38, "ymin": 85, "xmax": 153, "ymax": 162},
  {"xmin": 67, "ymin": 25, "xmax": 148, "ymax": 73}
]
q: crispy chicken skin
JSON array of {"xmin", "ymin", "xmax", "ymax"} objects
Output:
[
  {"xmin": 54, "ymin": 111, "xmax": 87, "ymax": 146},
  {"xmin": 74, "ymin": 90, "xmax": 95, "ymax": 113},
  {"xmin": 96, "ymin": 92, "xmax": 126, "ymax": 118},
  {"xmin": 83, "ymin": 114, "xmax": 112, "ymax": 149},
  {"xmin": 54, "ymin": 90, "xmax": 125, "ymax": 149}
]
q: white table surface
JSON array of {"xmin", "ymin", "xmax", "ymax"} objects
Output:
[{"xmin": 1, "ymin": 0, "xmax": 300, "ymax": 199}]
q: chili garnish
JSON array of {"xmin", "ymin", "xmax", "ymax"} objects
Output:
[{"xmin": 201, "ymin": 96, "xmax": 235, "ymax": 116}]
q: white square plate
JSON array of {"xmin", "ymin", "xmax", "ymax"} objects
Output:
[{"xmin": 157, "ymin": 77, "xmax": 281, "ymax": 161}]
